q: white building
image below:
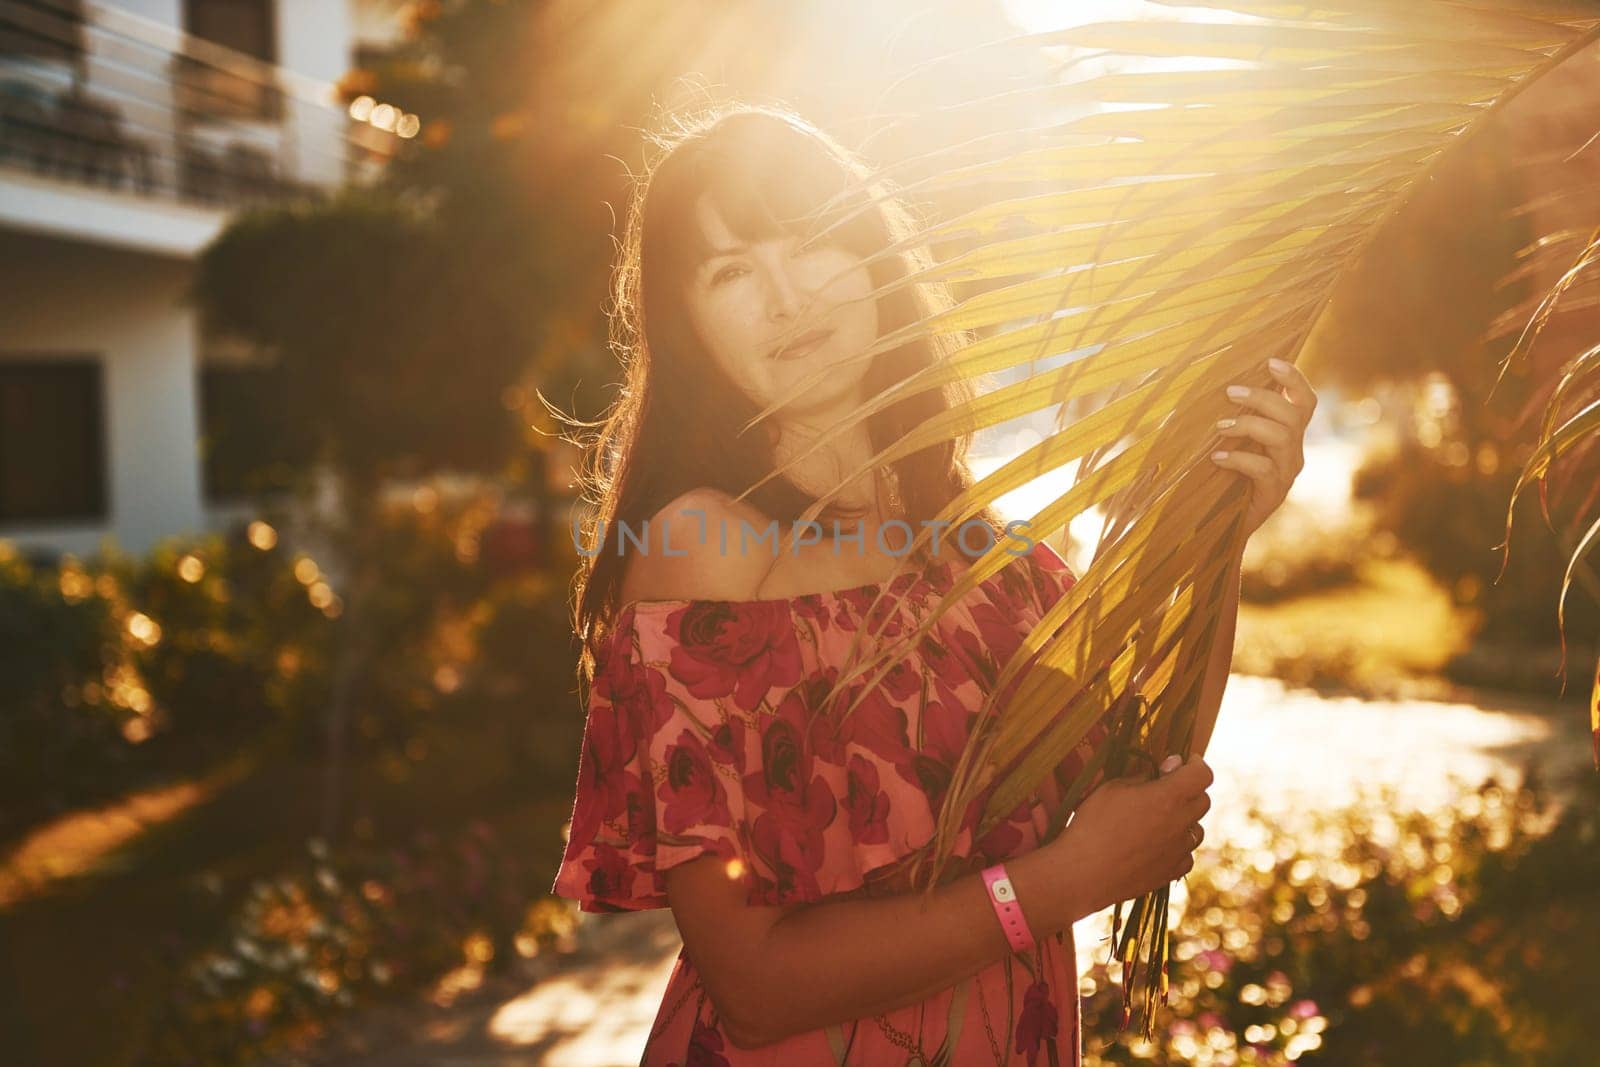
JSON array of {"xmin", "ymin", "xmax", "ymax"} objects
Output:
[{"xmin": 0, "ymin": 0, "xmax": 407, "ymax": 559}]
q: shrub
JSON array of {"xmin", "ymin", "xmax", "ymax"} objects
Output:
[
  {"xmin": 1239, "ymin": 506, "xmax": 1376, "ymax": 606},
  {"xmin": 150, "ymin": 824, "xmax": 578, "ymax": 1066},
  {"xmin": 0, "ymin": 528, "xmax": 333, "ymax": 832},
  {"xmin": 1083, "ymin": 769, "xmax": 1599, "ymax": 1066}
]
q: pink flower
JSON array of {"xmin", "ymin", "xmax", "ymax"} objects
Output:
[
  {"xmin": 969, "ymin": 599, "xmax": 1027, "ymax": 672},
  {"xmin": 1290, "ymin": 998, "xmax": 1320, "ymax": 1019},
  {"xmin": 704, "ymin": 714, "xmax": 746, "ymax": 772}
]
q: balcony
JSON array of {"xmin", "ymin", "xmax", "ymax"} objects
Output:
[{"xmin": 0, "ymin": 0, "xmax": 399, "ymax": 243}]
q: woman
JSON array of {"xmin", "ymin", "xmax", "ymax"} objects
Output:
[{"xmin": 552, "ymin": 104, "xmax": 1316, "ymax": 1065}]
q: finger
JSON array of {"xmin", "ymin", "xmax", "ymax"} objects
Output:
[
  {"xmin": 1210, "ymin": 448, "xmax": 1278, "ymax": 487},
  {"xmin": 1266, "ymin": 357, "xmax": 1319, "ymax": 412},
  {"xmin": 1159, "ymin": 754, "xmax": 1183, "ymax": 774},
  {"xmin": 1184, "ymin": 792, "xmax": 1212, "ymax": 822},
  {"xmin": 1215, "ymin": 413, "xmax": 1292, "ymax": 451},
  {"xmin": 1172, "ymin": 756, "xmax": 1214, "ymax": 792},
  {"xmin": 1223, "ymin": 382, "xmax": 1307, "ymax": 430},
  {"xmin": 1162, "ymin": 761, "xmax": 1208, "ymax": 800},
  {"xmin": 1217, "ymin": 418, "xmax": 1301, "ymax": 486}
]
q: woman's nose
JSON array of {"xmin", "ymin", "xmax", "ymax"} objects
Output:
[{"xmin": 764, "ymin": 261, "xmax": 808, "ymax": 322}]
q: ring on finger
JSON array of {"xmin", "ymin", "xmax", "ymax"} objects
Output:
[{"xmin": 1185, "ymin": 824, "xmax": 1202, "ymax": 848}]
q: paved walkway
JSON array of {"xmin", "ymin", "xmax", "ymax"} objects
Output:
[{"xmin": 287, "ymin": 676, "xmax": 1592, "ymax": 1066}]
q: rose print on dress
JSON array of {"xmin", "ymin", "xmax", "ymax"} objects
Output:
[
  {"xmin": 660, "ymin": 728, "xmax": 733, "ymax": 836},
  {"xmin": 671, "ymin": 1015, "xmax": 732, "ymax": 1067},
  {"xmin": 667, "ymin": 602, "xmax": 804, "ymax": 709},
  {"xmin": 1015, "ymin": 979, "xmax": 1060, "ymax": 1067},
  {"xmin": 581, "ymin": 842, "xmax": 638, "ymax": 910},
  {"xmin": 843, "ymin": 753, "xmax": 891, "ymax": 845},
  {"xmin": 745, "ymin": 717, "xmax": 838, "ymax": 900}
]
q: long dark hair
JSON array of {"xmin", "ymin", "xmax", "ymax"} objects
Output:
[{"xmin": 570, "ymin": 102, "xmax": 1003, "ymax": 684}]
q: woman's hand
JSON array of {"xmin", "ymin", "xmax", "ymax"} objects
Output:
[
  {"xmin": 1211, "ymin": 358, "xmax": 1319, "ymax": 539},
  {"xmin": 1042, "ymin": 754, "xmax": 1213, "ymax": 917}
]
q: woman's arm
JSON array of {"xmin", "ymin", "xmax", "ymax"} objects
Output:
[
  {"xmin": 666, "ymin": 841, "xmax": 1086, "ymax": 1050},
  {"xmin": 1187, "ymin": 545, "xmax": 1244, "ymax": 757},
  {"xmin": 666, "ymin": 756, "xmax": 1217, "ymax": 1049}
]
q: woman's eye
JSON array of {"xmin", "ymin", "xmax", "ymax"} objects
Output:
[{"xmin": 711, "ymin": 264, "xmax": 746, "ymax": 285}]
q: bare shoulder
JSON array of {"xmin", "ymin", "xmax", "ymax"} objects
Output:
[{"xmin": 618, "ymin": 487, "xmax": 777, "ymax": 604}]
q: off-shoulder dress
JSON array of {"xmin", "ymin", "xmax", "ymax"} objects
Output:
[{"xmin": 551, "ymin": 539, "xmax": 1115, "ymax": 1066}]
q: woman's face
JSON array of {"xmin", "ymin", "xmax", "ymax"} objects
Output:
[{"xmin": 680, "ymin": 192, "xmax": 879, "ymax": 419}]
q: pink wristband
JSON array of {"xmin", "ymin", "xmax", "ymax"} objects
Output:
[{"xmin": 981, "ymin": 862, "xmax": 1036, "ymax": 954}]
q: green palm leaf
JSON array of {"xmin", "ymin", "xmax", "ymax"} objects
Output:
[{"xmin": 728, "ymin": 0, "xmax": 1600, "ymax": 1036}]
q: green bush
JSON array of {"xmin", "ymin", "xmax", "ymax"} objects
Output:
[
  {"xmin": 0, "ymin": 478, "xmax": 581, "ymax": 836},
  {"xmin": 1354, "ymin": 436, "xmax": 1600, "ymax": 651},
  {"xmin": 0, "ymin": 530, "xmax": 333, "ymax": 833},
  {"xmin": 150, "ymin": 824, "xmax": 578, "ymax": 1067},
  {"xmin": 1239, "ymin": 507, "xmax": 1377, "ymax": 606},
  {"xmin": 1083, "ymin": 769, "xmax": 1600, "ymax": 1066}
]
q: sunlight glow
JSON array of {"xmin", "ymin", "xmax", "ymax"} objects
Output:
[
  {"xmin": 1005, "ymin": 0, "xmax": 1258, "ymax": 34},
  {"xmin": 1004, "ymin": 0, "xmax": 1261, "ymax": 81}
]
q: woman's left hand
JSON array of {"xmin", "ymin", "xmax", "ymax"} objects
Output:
[{"xmin": 1211, "ymin": 357, "xmax": 1318, "ymax": 540}]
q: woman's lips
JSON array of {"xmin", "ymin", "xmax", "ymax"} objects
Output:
[{"xmin": 770, "ymin": 327, "xmax": 834, "ymax": 360}]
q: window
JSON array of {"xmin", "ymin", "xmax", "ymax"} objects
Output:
[
  {"xmin": 0, "ymin": 0, "xmax": 86, "ymax": 62},
  {"xmin": 179, "ymin": 0, "xmax": 280, "ymax": 120},
  {"xmin": 0, "ymin": 359, "xmax": 106, "ymax": 523},
  {"xmin": 183, "ymin": 0, "xmax": 275, "ymax": 63}
]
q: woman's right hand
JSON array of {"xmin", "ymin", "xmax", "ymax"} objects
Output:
[{"xmin": 1043, "ymin": 753, "xmax": 1213, "ymax": 919}]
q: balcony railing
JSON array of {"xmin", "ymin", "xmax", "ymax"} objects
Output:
[{"xmin": 0, "ymin": 0, "xmax": 399, "ymax": 209}]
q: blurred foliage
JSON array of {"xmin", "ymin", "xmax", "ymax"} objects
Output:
[
  {"xmin": 1238, "ymin": 506, "xmax": 1376, "ymax": 607},
  {"xmin": 149, "ymin": 824, "xmax": 577, "ymax": 1067},
  {"xmin": 1301, "ymin": 74, "xmax": 1600, "ymax": 673},
  {"xmin": 0, "ymin": 477, "xmax": 577, "ymax": 840},
  {"xmin": 193, "ymin": 193, "xmax": 543, "ymax": 490},
  {"xmin": 1084, "ymin": 770, "xmax": 1600, "ymax": 1066},
  {"xmin": 1229, "ymin": 430, "xmax": 1596, "ymax": 700},
  {"xmin": 0, "ymin": 480, "xmax": 585, "ymax": 1065},
  {"xmin": 1302, "ymin": 117, "xmax": 1530, "ymax": 393},
  {"xmin": 192, "ymin": 1, "xmax": 621, "ymax": 493},
  {"xmin": 1235, "ymin": 548, "xmax": 1475, "ymax": 700},
  {"xmin": 0, "ymin": 530, "xmax": 333, "ymax": 836},
  {"xmin": 1354, "ymin": 420, "xmax": 1600, "ymax": 688}
]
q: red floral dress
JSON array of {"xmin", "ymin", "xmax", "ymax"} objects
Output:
[{"xmin": 551, "ymin": 539, "xmax": 1115, "ymax": 1065}]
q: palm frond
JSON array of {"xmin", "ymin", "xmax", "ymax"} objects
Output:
[
  {"xmin": 1496, "ymin": 227, "xmax": 1600, "ymax": 763},
  {"xmin": 728, "ymin": 0, "xmax": 1600, "ymax": 1035}
]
